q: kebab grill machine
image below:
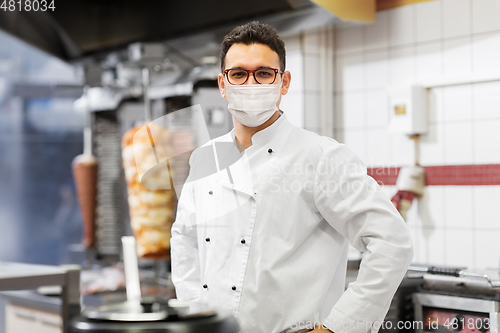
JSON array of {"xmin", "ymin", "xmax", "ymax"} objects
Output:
[
  {"xmin": 70, "ymin": 42, "xmax": 235, "ymax": 331},
  {"xmin": 72, "ymin": 42, "xmax": 230, "ymax": 264},
  {"xmin": 409, "ymin": 266, "xmax": 500, "ymax": 333},
  {"xmin": 67, "ymin": 236, "xmax": 239, "ymax": 333}
]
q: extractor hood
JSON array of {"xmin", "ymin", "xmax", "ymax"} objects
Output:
[{"xmin": 0, "ymin": 0, "xmax": 333, "ymax": 62}]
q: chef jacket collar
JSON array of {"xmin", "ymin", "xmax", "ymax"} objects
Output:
[
  {"xmin": 213, "ymin": 110, "xmax": 292, "ymax": 197},
  {"xmin": 229, "ymin": 110, "xmax": 291, "ymax": 154}
]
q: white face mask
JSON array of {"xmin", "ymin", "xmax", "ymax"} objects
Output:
[{"xmin": 224, "ymin": 79, "xmax": 282, "ymax": 127}]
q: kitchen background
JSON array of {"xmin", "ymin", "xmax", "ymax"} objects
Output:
[
  {"xmin": 0, "ymin": 30, "xmax": 85, "ymax": 264},
  {"xmin": 1, "ymin": 1, "xmax": 500, "ymax": 332},
  {"xmin": 278, "ymin": 0, "xmax": 500, "ymax": 271},
  {"xmin": 0, "ymin": 0, "xmax": 499, "ymax": 272}
]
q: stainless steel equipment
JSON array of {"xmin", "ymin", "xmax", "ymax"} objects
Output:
[
  {"xmin": 410, "ymin": 266, "xmax": 500, "ymax": 333},
  {"xmin": 69, "ymin": 300, "xmax": 239, "ymax": 333},
  {"xmin": 72, "ymin": 49, "xmax": 231, "ymax": 260},
  {"xmin": 0, "ymin": 262, "xmax": 81, "ymax": 332},
  {"xmin": 67, "ymin": 236, "xmax": 239, "ymax": 333}
]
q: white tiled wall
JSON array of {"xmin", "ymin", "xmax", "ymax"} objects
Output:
[
  {"xmin": 280, "ymin": 33, "xmax": 305, "ymax": 128},
  {"xmin": 331, "ymin": 0, "xmax": 500, "ymax": 270},
  {"xmin": 281, "ymin": 27, "xmax": 334, "ymax": 135}
]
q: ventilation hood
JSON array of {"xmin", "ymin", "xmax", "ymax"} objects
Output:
[{"xmin": 0, "ymin": 0, "xmax": 350, "ymax": 63}]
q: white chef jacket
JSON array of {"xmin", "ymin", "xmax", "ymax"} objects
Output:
[{"xmin": 170, "ymin": 112, "xmax": 413, "ymax": 333}]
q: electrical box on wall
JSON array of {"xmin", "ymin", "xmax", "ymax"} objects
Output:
[{"xmin": 387, "ymin": 85, "xmax": 427, "ymax": 135}]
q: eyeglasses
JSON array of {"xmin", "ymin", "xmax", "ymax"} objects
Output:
[{"xmin": 223, "ymin": 68, "xmax": 283, "ymax": 85}]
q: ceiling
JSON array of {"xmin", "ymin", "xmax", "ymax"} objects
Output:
[{"xmin": 0, "ymin": 0, "xmax": 317, "ymax": 62}]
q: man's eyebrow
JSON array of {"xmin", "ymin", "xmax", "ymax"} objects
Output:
[{"xmin": 229, "ymin": 66, "xmax": 274, "ymax": 70}]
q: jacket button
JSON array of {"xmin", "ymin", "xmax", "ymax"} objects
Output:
[
  {"xmin": 203, "ymin": 284, "xmax": 208, "ymax": 289},
  {"xmin": 240, "ymin": 239, "xmax": 246, "ymax": 244},
  {"xmin": 206, "ymin": 237, "xmax": 210, "ymax": 242},
  {"xmin": 209, "ymin": 190, "xmax": 213, "ymax": 195},
  {"xmin": 231, "ymin": 286, "xmax": 236, "ymax": 291},
  {"xmin": 268, "ymin": 148, "xmax": 273, "ymax": 153}
]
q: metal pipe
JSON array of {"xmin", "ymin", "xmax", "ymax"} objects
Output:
[
  {"xmin": 83, "ymin": 85, "xmax": 92, "ymax": 156},
  {"xmin": 142, "ymin": 67, "xmax": 151, "ymax": 123}
]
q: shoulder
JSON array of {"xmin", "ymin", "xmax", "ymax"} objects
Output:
[
  {"xmin": 288, "ymin": 126, "xmax": 337, "ymax": 148},
  {"xmin": 284, "ymin": 125, "xmax": 354, "ymax": 162}
]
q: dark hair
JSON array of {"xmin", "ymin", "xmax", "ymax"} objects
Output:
[{"xmin": 220, "ymin": 21, "xmax": 286, "ymax": 72}]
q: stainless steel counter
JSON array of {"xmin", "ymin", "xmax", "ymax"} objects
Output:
[
  {"xmin": 0, "ymin": 262, "xmax": 80, "ymax": 333},
  {"xmin": 0, "ymin": 290, "xmax": 61, "ymax": 313}
]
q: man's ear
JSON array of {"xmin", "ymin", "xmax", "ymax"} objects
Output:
[
  {"xmin": 281, "ymin": 71, "xmax": 291, "ymax": 96},
  {"xmin": 218, "ymin": 74, "xmax": 226, "ymax": 98}
]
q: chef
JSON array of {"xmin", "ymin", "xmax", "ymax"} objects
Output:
[{"xmin": 170, "ymin": 22, "xmax": 413, "ymax": 333}]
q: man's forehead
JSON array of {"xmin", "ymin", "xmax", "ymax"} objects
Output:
[{"xmin": 225, "ymin": 43, "xmax": 280, "ymax": 69}]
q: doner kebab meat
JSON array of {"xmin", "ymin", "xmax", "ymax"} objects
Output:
[
  {"xmin": 72, "ymin": 154, "xmax": 98, "ymax": 248},
  {"xmin": 121, "ymin": 123, "xmax": 176, "ymax": 259}
]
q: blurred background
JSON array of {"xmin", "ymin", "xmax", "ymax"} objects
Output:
[
  {"xmin": 0, "ymin": 0, "xmax": 500, "ymax": 332},
  {"xmin": 0, "ymin": 0, "xmax": 498, "ymax": 271},
  {"xmin": 0, "ymin": 29, "xmax": 85, "ymax": 265}
]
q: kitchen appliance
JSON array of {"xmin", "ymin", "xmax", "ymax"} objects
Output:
[
  {"xmin": 410, "ymin": 266, "xmax": 500, "ymax": 333},
  {"xmin": 0, "ymin": 262, "xmax": 81, "ymax": 332},
  {"xmin": 68, "ymin": 237, "xmax": 239, "ymax": 333},
  {"xmin": 68, "ymin": 301, "xmax": 240, "ymax": 333},
  {"xmin": 72, "ymin": 56, "xmax": 231, "ymax": 260}
]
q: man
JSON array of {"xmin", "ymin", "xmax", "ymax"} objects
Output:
[{"xmin": 170, "ymin": 22, "xmax": 413, "ymax": 333}]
